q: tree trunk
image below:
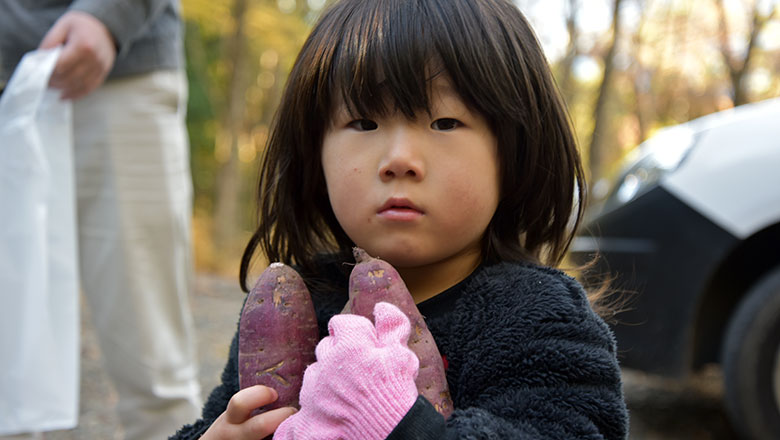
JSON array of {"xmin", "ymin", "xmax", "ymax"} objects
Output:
[
  {"xmin": 714, "ymin": 0, "xmax": 777, "ymax": 106},
  {"xmin": 213, "ymin": 0, "xmax": 249, "ymax": 251},
  {"xmin": 629, "ymin": 2, "xmax": 650, "ymax": 144},
  {"xmin": 557, "ymin": 0, "xmax": 579, "ymax": 106},
  {"xmin": 588, "ymin": 0, "xmax": 624, "ymax": 183}
]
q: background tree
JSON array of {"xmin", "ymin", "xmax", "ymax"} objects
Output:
[
  {"xmin": 715, "ymin": 0, "xmax": 778, "ymax": 105},
  {"xmin": 182, "ymin": 0, "xmax": 313, "ymax": 273},
  {"xmin": 588, "ymin": 0, "xmax": 626, "ymax": 184},
  {"xmin": 557, "ymin": 0, "xmax": 581, "ymax": 105}
]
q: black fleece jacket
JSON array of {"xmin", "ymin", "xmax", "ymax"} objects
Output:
[{"xmin": 171, "ymin": 257, "xmax": 629, "ymax": 439}]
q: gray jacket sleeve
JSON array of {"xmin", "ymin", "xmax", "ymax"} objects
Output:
[{"xmin": 69, "ymin": 0, "xmax": 173, "ymax": 56}]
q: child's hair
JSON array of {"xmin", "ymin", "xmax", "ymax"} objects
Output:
[{"xmin": 240, "ymin": 0, "xmax": 587, "ymax": 292}]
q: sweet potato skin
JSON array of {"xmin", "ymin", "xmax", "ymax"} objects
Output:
[
  {"xmin": 344, "ymin": 248, "xmax": 454, "ymax": 419},
  {"xmin": 238, "ymin": 262, "xmax": 318, "ymax": 412}
]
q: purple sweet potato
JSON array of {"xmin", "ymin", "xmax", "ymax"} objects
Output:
[
  {"xmin": 343, "ymin": 248, "xmax": 454, "ymax": 419},
  {"xmin": 238, "ymin": 262, "xmax": 318, "ymax": 412}
]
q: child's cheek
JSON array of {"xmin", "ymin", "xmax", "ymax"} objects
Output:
[
  {"xmin": 437, "ymin": 170, "xmax": 500, "ymax": 236},
  {"xmin": 324, "ymin": 161, "xmax": 374, "ymax": 234}
]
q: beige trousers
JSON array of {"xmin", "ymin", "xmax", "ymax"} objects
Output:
[{"xmin": 73, "ymin": 70, "xmax": 201, "ymax": 440}]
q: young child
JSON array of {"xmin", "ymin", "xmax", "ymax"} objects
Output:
[{"xmin": 172, "ymin": 0, "xmax": 629, "ymax": 438}]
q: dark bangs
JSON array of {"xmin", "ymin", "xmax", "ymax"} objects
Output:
[
  {"xmin": 314, "ymin": 0, "xmax": 555, "ymax": 126},
  {"xmin": 317, "ymin": 0, "xmax": 435, "ymax": 121}
]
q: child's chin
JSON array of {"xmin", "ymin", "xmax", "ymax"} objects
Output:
[{"xmin": 356, "ymin": 245, "xmax": 426, "ymax": 268}]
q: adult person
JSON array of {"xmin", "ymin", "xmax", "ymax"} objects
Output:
[{"xmin": 0, "ymin": 2, "xmax": 202, "ymax": 439}]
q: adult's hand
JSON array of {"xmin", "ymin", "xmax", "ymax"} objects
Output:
[{"xmin": 39, "ymin": 11, "xmax": 117, "ymax": 100}]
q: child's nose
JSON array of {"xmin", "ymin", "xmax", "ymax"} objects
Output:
[{"xmin": 378, "ymin": 130, "xmax": 426, "ymax": 182}]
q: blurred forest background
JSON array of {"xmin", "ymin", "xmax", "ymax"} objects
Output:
[{"xmin": 180, "ymin": 0, "xmax": 780, "ymax": 278}]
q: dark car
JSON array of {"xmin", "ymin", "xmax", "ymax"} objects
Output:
[{"xmin": 571, "ymin": 97, "xmax": 780, "ymax": 439}]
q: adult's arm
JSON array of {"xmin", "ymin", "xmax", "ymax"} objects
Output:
[
  {"xmin": 37, "ymin": 1, "xmax": 175, "ymax": 99},
  {"xmin": 69, "ymin": 0, "xmax": 173, "ymax": 56}
]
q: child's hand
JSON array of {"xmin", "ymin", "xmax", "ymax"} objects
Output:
[
  {"xmin": 201, "ymin": 385, "xmax": 296, "ymax": 440},
  {"xmin": 274, "ymin": 302, "xmax": 419, "ymax": 440}
]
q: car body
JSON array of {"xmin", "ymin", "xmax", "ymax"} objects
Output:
[{"xmin": 570, "ymin": 97, "xmax": 780, "ymax": 438}]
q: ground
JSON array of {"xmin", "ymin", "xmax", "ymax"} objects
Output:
[{"xmin": 1, "ymin": 274, "xmax": 740, "ymax": 439}]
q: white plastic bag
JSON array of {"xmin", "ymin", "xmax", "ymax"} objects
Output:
[{"xmin": 0, "ymin": 47, "xmax": 80, "ymax": 435}]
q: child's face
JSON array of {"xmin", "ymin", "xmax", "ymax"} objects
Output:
[{"xmin": 321, "ymin": 76, "xmax": 500, "ymax": 272}]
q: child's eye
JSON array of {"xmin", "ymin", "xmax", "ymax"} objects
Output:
[
  {"xmin": 431, "ymin": 118, "xmax": 462, "ymax": 131},
  {"xmin": 348, "ymin": 119, "xmax": 378, "ymax": 131}
]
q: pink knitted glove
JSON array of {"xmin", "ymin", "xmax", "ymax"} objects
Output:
[{"xmin": 273, "ymin": 302, "xmax": 419, "ymax": 440}]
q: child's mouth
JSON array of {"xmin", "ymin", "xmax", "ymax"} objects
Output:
[{"xmin": 378, "ymin": 198, "xmax": 424, "ymax": 221}]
